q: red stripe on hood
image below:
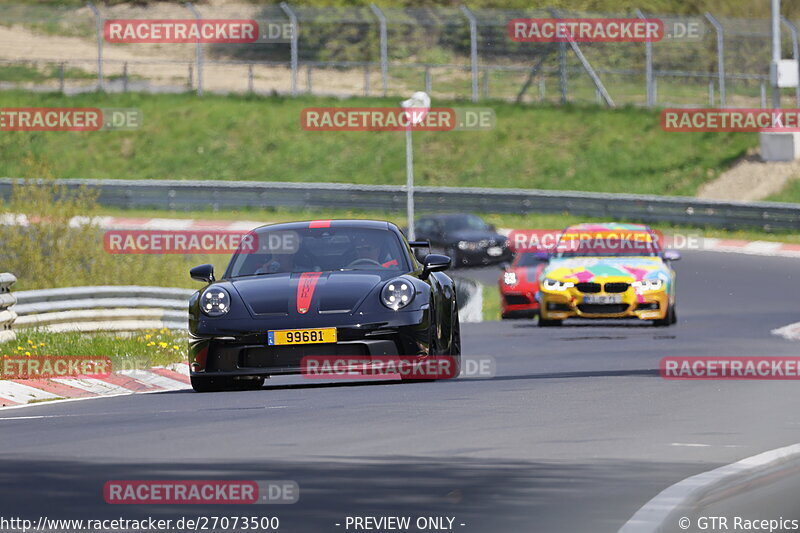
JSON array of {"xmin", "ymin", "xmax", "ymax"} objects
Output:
[{"xmin": 296, "ymin": 272, "xmax": 323, "ymax": 314}]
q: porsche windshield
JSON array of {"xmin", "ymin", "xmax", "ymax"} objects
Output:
[{"xmin": 225, "ymin": 227, "xmax": 410, "ymax": 277}]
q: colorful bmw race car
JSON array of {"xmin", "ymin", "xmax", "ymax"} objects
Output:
[
  {"xmin": 537, "ymin": 223, "xmax": 679, "ymax": 327},
  {"xmin": 499, "ymin": 251, "xmax": 549, "ymax": 319},
  {"xmin": 187, "ymin": 220, "xmax": 461, "ymax": 392}
]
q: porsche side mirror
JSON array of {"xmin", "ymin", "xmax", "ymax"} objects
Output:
[
  {"xmin": 663, "ymin": 250, "xmax": 681, "ymax": 262},
  {"xmin": 422, "ymin": 254, "xmax": 451, "ymax": 279},
  {"xmin": 190, "ymin": 264, "xmax": 215, "ymax": 283}
]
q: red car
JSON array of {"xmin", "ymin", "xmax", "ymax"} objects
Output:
[{"xmin": 499, "ymin": 252, "xmax": 548, "ymax": 319}]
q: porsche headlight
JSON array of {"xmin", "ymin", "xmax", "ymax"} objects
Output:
[
  {"xmin": 200, "ymin": 286, "xmax": 231, "ymax": 316},
  {"xmin": 542, "ymin": 278, "xmax": 574, "ymax": 291},
  {"xmin": 632, "ymin": 279, "xmax": 664, "ymax": 292},
  {"xmin": 503, "ymin": 272, "xmax": 518, "ymax": 286},
  {"xmin": 381, "ymin": 279, "xmax": 415, "ymax": 310}
]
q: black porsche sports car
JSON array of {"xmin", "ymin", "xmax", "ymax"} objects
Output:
[{"xmin": 187, "ymin": 219, "xmax": 461, "ymax": 392}]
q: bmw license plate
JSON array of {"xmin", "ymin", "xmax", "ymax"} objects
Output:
[
  {"xmin": 583, "ymin": 294, "xmax": 623, "ymax": 304},
  {"xmin": 487, "ymin": 246, "xmax": 502, "ymax": 257},
  {"xmin": 268, "ymin": 327, "xmax": 337, "ymax": 346}
]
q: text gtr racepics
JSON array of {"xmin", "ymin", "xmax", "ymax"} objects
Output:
[
  {"xmin": 187, "ymin": 220, "xmax": 461, "ymax": 392},
  {"xmin": 537, "ymin": 223, "xmax": 679, "ymax": 327}
]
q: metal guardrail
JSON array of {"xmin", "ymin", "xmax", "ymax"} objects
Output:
[
  {"xmin": 4, "ymin": 178, "xmax": 800, "ymax": 231},
  {"xmin": 0, "ymin": 273, "xmax": 17, "ymax": 343},
  {"xmin": 9, "ymin": 285, "xmax": 193, "ymax": 334}
]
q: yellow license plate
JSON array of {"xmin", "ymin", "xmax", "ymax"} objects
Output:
[{"xmin": 268, "ymin": 327, "xmax": 337, "ymax": 346}]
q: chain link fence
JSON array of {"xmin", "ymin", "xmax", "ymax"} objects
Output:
[{"xmin": 0, "ymin": 2, "xmax": 798, "ymax": 107}]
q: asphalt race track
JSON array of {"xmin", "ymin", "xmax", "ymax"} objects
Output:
[{"xmin": 1, "ymin": 250, "xmax": 800, "ymax": 532}]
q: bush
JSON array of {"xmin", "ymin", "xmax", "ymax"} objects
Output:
[{"xmin": 0, "ymin": 163, "xmax": 217, "ymax": 290}]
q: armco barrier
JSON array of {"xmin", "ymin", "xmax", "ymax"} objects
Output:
[
  {"xmin": 2, "ymin": 178, "xmax": 799, "ymax": 231},
  {"xmin": 0, "ymin": 273, "xmax": 17, "ymax": 343},
  {"xmin": 9, "ymin": 286, "xmax": 193, "ymax": 334}
]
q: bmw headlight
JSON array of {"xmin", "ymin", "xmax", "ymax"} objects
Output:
[
  {"xmin": 457, "ymin": 240, "xmax": 479, "ymax": 251},
  {"xmin": 542, "ymin": 278, "xmax": 574, "ymax": 291},
  {"xmin": 200, "ymin": 286, "xmax": 231, "ymax": 316},
  {"xmin": 381, "ymin": 279, "xmax": 415, "ymax": 310},
  {"xmin": 503, "ymin": 272, "xmax": 518, "ymax": 286},
  {"xmin": 632, "ymin": 279, "xmax": 664, "ymax": 291}
]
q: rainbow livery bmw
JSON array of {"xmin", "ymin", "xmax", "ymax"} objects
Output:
[{"xmin": 537, "ymin": 223, "xmax": 679, "ymax": 327}]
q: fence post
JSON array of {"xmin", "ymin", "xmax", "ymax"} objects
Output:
[
  {"xmin": 708, "ymin": 80, "xmax": 715, "ymax": 105},
  {"xmin": 58, "ymin": 62, "xmax": 65, "ymax": 93},
  {"xmin": 705, "ymin": 12, "xmax": 726, "ymax": 108},
  {"xmin": 248, "ymin": 64, "xmax": 254, "ymax": 93},
  {"xmin": 782, "ymin": 16, "xmax": 800, "ymax": 107},
  {"xmin": 188, "ymin": 63, "xmax": 193, "ymax": 89},
  {"xmin": 369, "ymin": 4, "xmax": 389, "ymax": 97},
  {"xmin": 539, "ymin": 76, "xmax": 545, "ymax": 101},
  {"xmin": 549, "ymin": 9, "xmax": 568, "ymax": 104},
  {"xmin": 122, "ymin": 61, "xmax": 128, "ymax": 92},
  {"xmin": 761, "ymin": 82, "xmax": 767, "ymax": 108},
  {"xmin": 549, "ymin": 8, "xmax": 614, "ymax": 108},
  {"xmin": 86, "ymin": 2, "xmax": 104, "ymax": 92},
  {"xmin": 482, "ymin": 68, "xmax": 489, "ymax": 98},
  {"xmin": 184, "ymin": 2, "xmax": 204, "ymax": 96},
  {"xmin": 281, "ymin": 2, "xmax": 299, "ymax": 96},
  {"xmin": 460, "ymin": 5, "xmax": 479, "ymax": 102},
  {"xmin": 306, "ymin": 65, "xmax": 312, "ymax": 93},
  {"xmin": 364, "ymin": 64, "xmax": 370, "ymax": 96},
  {"xmin": 636, "ymin": 9, "xmax": 654, "ymax": 107},
  {"xmin": 424, "ymin": 66, "xmax": 432, "ymax": 94}
]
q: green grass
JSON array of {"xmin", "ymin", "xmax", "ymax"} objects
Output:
[
  {"xmin": 0, "ymin": 90, "xmax": 755, "ymax": 196},
  {"xmin": 767, "ymin": 180, "xmax": 800, "ymax": 204},
  {"xmin": 4, "ymin": 328, "xmax": 187, "ymax": 373},
  {"xmin": 0, "ymin": 63, "xmax": 97, "ymax": 83}
]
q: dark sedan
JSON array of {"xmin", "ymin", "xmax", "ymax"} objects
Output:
[
  {"xmin": 414, "ymin": 214, "xmax": 512, "ymax": 268},
  {"xmin": 187, "ymin": 220, "xmax": 461, "ymax": 392}
]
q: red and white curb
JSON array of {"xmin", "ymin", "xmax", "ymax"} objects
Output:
[{"xmin": 0, "ymin": 363, "xmax": 190, "ymax": 408}]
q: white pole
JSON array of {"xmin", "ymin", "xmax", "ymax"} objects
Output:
[
  {"xmin": 400, "ymin": 91, "xmax": 430, "ymax": 242},
  {"xmin": 405, "ymin": 128, "xmax": 415, "ymax": 241},
  {"xmin": 772, "ymin": 0, "xmax": 781, "ymax": 108}
]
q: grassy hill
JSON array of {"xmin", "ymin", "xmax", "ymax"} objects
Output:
[{"xmin": 0, "ymin": 90, "xmax": 755, "ymax": 196}]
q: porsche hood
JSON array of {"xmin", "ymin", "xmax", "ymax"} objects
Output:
[{"xmin": 230, "ymin": 271, "xmax": 394, "ymax": 316}]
